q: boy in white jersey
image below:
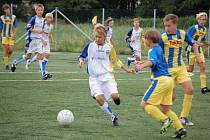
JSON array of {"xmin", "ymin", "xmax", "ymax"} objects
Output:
[
  {"xmin": 126, "ymin": 18, "xmax": 144, "ymax": 66},
  {"xmin": 11, "ymin": 4, "xmax": 47, "ymax": 79},
  {"xmin": 25, "ymin": 13, "xmax": 53, "ymax": 80},
  {"xmin": 78, "ymin": 24, "xmax": 133, "ymax": 126},
  {"xmin": 105, "ymin": 17, "xmax": 113, "ymax": 44}
]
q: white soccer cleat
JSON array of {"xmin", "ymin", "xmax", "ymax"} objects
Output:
[
  {"xmin": 25, "ymin": 59, "xmax": 31, "ymax": 70},
  {"xmin": 188, "ymin": 72, "xmax": 194, "ymax": 77}
]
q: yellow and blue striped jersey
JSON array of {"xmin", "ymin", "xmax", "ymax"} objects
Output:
[
  {"xmin": 0, "ymin": 15, "xmax": 18, "ymax": 37},
  {"xmin": 159, "ymin": 29, "xmax": 194, "ymax": 68},
  {"xmin": 185, "ymin": 24, "xmax": 207, "ymax": 53}
]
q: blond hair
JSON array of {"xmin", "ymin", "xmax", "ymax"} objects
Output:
[
  {"xmin": 196, "ymin": 12, "xmax": 208, "ymax": 20},
  {"xmin": 45, "ymin": 13, "xmax": 53, "ymax": 19},
  {"xmin": 163, "ymin": 14, "xmax": 179, "ymax": 24},
  {"xmin": 94, "ymin": 23, "xmax": 107, "ymax": 37},
  {"xmin": 105, "ymin": 17, "xmax": 113, "ymax": 26}
]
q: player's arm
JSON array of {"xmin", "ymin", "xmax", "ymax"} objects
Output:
[
  {"xmin": 125, "ymin": 28, "xmax": 132, "ymax": 43},
  {"xmin": 0, "ymin": 17, "xmax": 2, "ymax": 38},
  {"xmin": 26, "ymin": 16, "xmax": 43, "ymax": 34},
  {"xmin": 78, "ymin": 43, "xmax": 89, "ymax": 68},
  {"xmin": 12, "ymin": 16, "xmax": 18, "ymax": 39},
  {"xmin": 110, "ymin": 46, "xmax": 133, "ymax": 73},
  {"xmin": 141, "ymin": 29, "xmax": 145, "ymax": 43},
  {"xmin": 185, "ymin": 33, "xmax": 202, "ymax": 64}
]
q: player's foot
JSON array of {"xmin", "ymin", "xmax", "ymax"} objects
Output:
[
  {"xmin": 180, "ymin": 117, "xmax": 194, "ymax": 126},
  {"xmin": 160, "ymin": 117, "xmax": 173, "ymax": 134},
  {"xmin": 25, "ymin": 59, "xmax": 31, "ymax": 70},
  {"xmin": 111, "ymin": 114, "xmax": 119, "ymax": 126},
  {"xmin": 172, "ymin": 128, "xmax": 187, "ymax": 139},
  {"xmin": 127, "ymin": 57, "xmax": 135, "ymax": 67},
  {"xmin": 188, "ymin": 72, "xmax": 194, "ymax": 77},
  {"xmin": 42, "ymin": 73, "xmax": 53, "ymax": 80},
  {"xmin": 11, "ymin": 64, "xmax": 16, "ymax": 72},
  {"xmin": 5, "ymin": 65, "xmax": 10, "ymax": 70},
  {"xmin": 201, "ymin": 87, "xmax": 210, "ymax": 94}
]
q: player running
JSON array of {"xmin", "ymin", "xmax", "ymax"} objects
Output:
[
  {"xmin": 78, "ymin": 24, "xmax": 133, "ymax": 126},
  {"xmin": 136, "ymin": 29, "xmax": 186, "ymax": 139},
  {"xmin": 126, "ymin": 17, "xmax": 144, "ymax": 66},
  {"xmin": 159, "ymin": 14, "xmax": 201, "ymax": 126},
  {"xmin": 105, "ymin": 17, "xmax": 114, "ymax": 44},
  {"xmin": 185, "ymin": 12, "xmax": 210, "ymax": 94},
  {"xmin": 0, "ymin": 3, "xmax": 18, "ymax": 70}
]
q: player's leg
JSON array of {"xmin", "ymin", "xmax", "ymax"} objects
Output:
[
  {"xmin": 25, "ymin": 54, "xmax": 38, "ymax": 70},
  {"xmin": 3, "ymin": 44, "xmax": 10, "ymax": 70},
  {"xmin": 198, "ymin": 53, "xmax": 210, "ymax": 94},
  {"xmin": 127, "ymin": 45, "xmax": 135, "ymax": 66}
]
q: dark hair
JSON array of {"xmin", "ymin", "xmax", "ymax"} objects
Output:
[
  {"xmin": 2, "ymin": 3, "xmax": 10, "ymax": 11},
  {"xmin": 144, "ymin": 28, "xmax": 160, "ymax": 43},
  {"xmin": 163, "ymin": 14, "xmax": 179, "ymax": 24}
]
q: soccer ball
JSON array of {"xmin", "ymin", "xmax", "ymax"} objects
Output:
[{"xmin": 57, "ymin": 109, "xmax": 74, "ymax": 126}]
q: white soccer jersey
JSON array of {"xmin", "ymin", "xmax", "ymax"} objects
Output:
[
  {"xmin": 30, "ymin": 17, "xmax": 45, "ymax": 39},
  {"xmin": 80, "ymin": 41, "xmax": 123, "ymax": 81},
  {"xmin": 130, "ymin": 27, "xmax": 143, "ymax": 51},
  {"xmin": 106, "ymin": 27, "xmax": 112, "ymax": 43},
  {"xmin": 42, "ymin": 23, "xmax": 52, "ymax": 42}
]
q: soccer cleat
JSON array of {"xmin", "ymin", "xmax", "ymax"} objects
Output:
[
  {"xmin": 42, "ymin": 73, "xmax": 53, "ymax": 80},
  {"xmin": 11, "ymin": 64, "xmax": 16, "ymax": 72},
  {"xmin": 188, "ymin": 72, "xmax": 194, "ymax": 77},
  {"xmin": 160, "ymin": 117, "xmax": 173, "ymax": 134},
  {"xmin": 172, "ymin": 128, "xmax": 187, "ymax": 139},
  {"xmin": 25, "ymin": 59, "xmax": 31, "ymax": 70},
  {"xmin": 5, "ymin": 65, "xmax": 10, "ymax": 70},
  {"xmin": 180, "ymin": 117, "xmax": 194, "ymax": 126},
  {"xmin": 111, "ymin": 114, "xmax": 119, "ymax": 126},
  {"xmin": 201, "ymin": 87, "xmax": 210, "ymax": 94}
]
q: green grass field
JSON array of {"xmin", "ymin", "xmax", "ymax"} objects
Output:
[{"xmin": 0, "ymin": 51, "xmax": 210, "ymax": 140}]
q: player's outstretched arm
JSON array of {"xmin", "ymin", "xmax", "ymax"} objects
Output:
[
  {"xmin": 135, "ymin": 60, "xmax": 153, "ymax": 71},
  {"xmin": 77, "ymin": 43, "xmax": 89, "ymax": 69}
]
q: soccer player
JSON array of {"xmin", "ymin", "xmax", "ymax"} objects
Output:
[
  {"xmin": 105, "ymin": 17, "xmax": 113, "ymax": 44},
  {"xmin": 159, "ymin": 14, "xmax": 201, "ymax": 126},
  {"xmin": 126, "ymin": 17, "xmax": 144, "ymax": 66},
  {"xmin": 11, "ymin": 4, "xmax": 50, "ymax": 80},
  {"xmin": 0, "ymin": 3, "xmax": 18, "ymax": 70},
  {"xmin": 136, "ymin": 29, "xmax": 186, "ymax": 139},
  {"xmin": 25, "ymin": 13, "xmax": 54, "ymax": 80},
  {"xmin": 78, "ymin": 24, "xmax": 133, "ymax": 126},
  {"xmin": 185, "ymin": 12, "xmax": 210, "ymax": 94}
]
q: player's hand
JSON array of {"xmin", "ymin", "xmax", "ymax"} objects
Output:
[
  {"xmin": 78, "ymin": 60, "xmax": 85, "ymax": 69},
  {"xmin": 196, "ymin": 41, "xmax": 203, "ymax": 46},
  {"xmin": 37, "ymin": 29, "xmax": 44, "ymax": 34},
  {"xmin": 126, "ymin": 67, "xmax": 135, "ymax": 73},
  {"xmin": 11, "ymin": 33, "xmax": 16, "ymax": 39},
  {"xmin": 42, "ymin": 40, "xmax": 48, "ymax": 46}
]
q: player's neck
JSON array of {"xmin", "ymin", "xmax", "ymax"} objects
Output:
[
  {"xmin": 134, "ymin": 27, "xmax": 139, "ymax": 30},
  {"xmin": 36, "ymin": 15, "xmax": 42, "ymax": 19},
  {"xmin": 149, "ymin": 43, "xmax": 158, "ymax": 48}
]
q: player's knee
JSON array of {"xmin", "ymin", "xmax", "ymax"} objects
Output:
[
  {"xmin": 200, "ymin": 64, "xmax": 206, "ymax": 71},
  {"xmin": 161, "ymin": 105, "xmax": 170, "ymax": 114},
  {"xmin": 185, "ymin": 86, "xmax": 194, "ymax": 95},
  {"xmin": 113, "ymin": 98, "xmax": 120, "ymax": 105},
  {"xmin": 140, "ymin": 100, "xmax": 146, "ymax": 109},
  {"xmin": 95, "ymin": 95, "xmax": 104, "ymax": 106}
]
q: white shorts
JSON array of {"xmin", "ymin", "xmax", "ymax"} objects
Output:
[
  {"xmin": 42, "ymin": 43, "xmax": 50, "ymax": 54},
  {"xmin": 89, "ymin": 77, "xmax": 118, "ymax": 101},
  {"xmin": 26, "ymin": 39, "xmax": 43, "ymax": 54},
  {"xmin": 133, "ymin": 50, "xmax": 141, "ymax": 58}
]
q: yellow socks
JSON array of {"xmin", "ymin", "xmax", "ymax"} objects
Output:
[
  {"xmin": 145, "ymin": 105, "xmax": 168, "ymax": 122},
  {"xmin": 181, "ymin": 94, "xmax": 193, "ymax": 118},
  {"xmin": 166, "ymin": 110, "xmax": 183, "ymax": 131},
  {"xmin": 200, "ymin": 74, "xmax": 206, "ymax": 88},
  {"xmin": 3, "ymin": 57, "xmax": 9, "ymax": 66}
]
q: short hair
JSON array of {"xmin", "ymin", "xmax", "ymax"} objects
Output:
[
  {"xmin": 94, "ymin": 23, "xmax": 107, "ymax": 37},
  {"xmin": 105, "ymin": 17, "xmax": 113, "ymax": 26},
  {"xmin": 133, "ymin": 17, "xmax": 139, "ymax": 22},
  {"xmin": 2, "ymin": 3, "xmax": 10, "ymax": 11},
  {"xmin": 163, "ymin": 14, "xmax": 179, "ymax": 24},
  {"xmin": 196, "ymin": 12, "xmax": 208, "ymax": 20},
  {"xmin": 35, "ymin": 3, "xmax": 44, "ymax": 10},
  {"xmin": 45, "ymin": 13, "xmax": 53, "ymax": 19},
  {"xmin": 144, "ymin": 28, "xmax": 160, "ymax": 43}
]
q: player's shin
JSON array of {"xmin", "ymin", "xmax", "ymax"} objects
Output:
[
  {"xmin": 39, "ymin": 59, "xmax": 47, "ymax": 77},
  {"xmin": 180, "ymin": 94, "xmax": 193, "ymax": 118},
  {"xmin": 12, "ymin": 55, "xmax": 26, "ymax": 65},
  {"xmin": 165, "ymin": 110, "xmax": 183, "ymax": 131},
  {"xmin": 100, "ymin": 101, "xmax": 115, "ymax": 118}
]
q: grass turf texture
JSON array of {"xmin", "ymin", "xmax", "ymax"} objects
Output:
[{"xmin": 0, "ymin": 51, "xmax": 210, "ymax": 140}]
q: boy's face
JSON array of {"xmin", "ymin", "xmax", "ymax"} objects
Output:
[
  {"xmin": 46, "ymin": 16, "xmax": 53, "ymax": 24},
  {"xmin": 4, "ymin": 8, "xmax": 10, "ymax": 15},
  {"xmin": 133, "ymin": 20, "xmax": 139, "ymax": 28},
  {"xmin": 164, "ymin": 20, "xmax": 177, "ymax": 33},
  {"xmin": 108, "ymin": 20, "xmax": 113, "ymax": 27},
  {"xmin": 144, "ymin": 39, "xmax": 151, "ymax": 47},
  {"xmin": 198, "ymin": 16, "xmax": 207, "ymax": 27},
  {"xmin": 95, "ymin": 33, "xmax": 105, "ymax": 45},
  {"xmin": 36, "ymin": 7, "xmax": 44, "ymax": 17}
]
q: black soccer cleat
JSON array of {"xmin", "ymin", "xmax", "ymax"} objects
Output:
[
  {"xmin": 160, "ymin": 117, "xmax": 173, "ymax": 134},
  {"xmin": 201, "ymin": 87, "xmax": 210, "ymax": 94},
  {"xmin": 112, "ymin": 115, "xmax": 119, "ymax": 126},
  {"xmin": 172, "ymin": 128, "xmax": 187, "ymax": 139},
  {"xmin": 5, "ymin": 65, "xmax": 10, "ymax": 70},
  {"xmin": 42, "ymin": 73, "xmax": 53, "ymax": 80},
  {"xmin": 11, "ymin": 64, "xmax": 16, "ymax": 72}
]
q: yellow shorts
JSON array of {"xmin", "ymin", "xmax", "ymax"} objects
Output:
[
  {"xmin": 186, "ymin": 51, "xmax": 205, "ymax": 66},
  {"xmin": 2, "ymin": 37, "xmax": 15, "ymax": 46},
  {"xmin": 143, "ymin": 76, "xmax": 173, "ymax": 106},
  {"xmin": 169, "ymin": 66, "xmax": 191, "ymax": 85}
]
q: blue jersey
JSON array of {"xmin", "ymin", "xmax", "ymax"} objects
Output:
[{"xmin": 148, "ymin": 44, "xmax": 171, "ymax": 78}]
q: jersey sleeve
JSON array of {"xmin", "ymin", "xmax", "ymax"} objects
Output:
[
  {"xmin": 13, "ymin": 16, "xmax": 18, "ymax": 28},
  {"xmin": 125, "ymin": 28, "xmax": 133, "ymax": 42},
  {"xmin": 26, "ymin": 16, "xmax": 36, "ymax": 31},
  {"xmin": 187, "ymin": 26, "xmax": 196, "ymax": 37},
  {"xmin": 110, "ymin": 45, "xmax": 124, "ymax": 68},
  {"xmin": 0, "ymin": 17, "xmax": 2, "ymax": 30},
  {"xmin": 79, "ymin": 43, "xmax": 90, "ymax": 61},
  {"xmin": 185, "ymin": 33, "xmax": 194, "ymax": 46},
  {"xmin": 148, "ymin": 49, "xmax": 158, "ymax": 68}
]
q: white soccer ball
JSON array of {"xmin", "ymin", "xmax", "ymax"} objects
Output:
[{"xmin": 57, "ymin": 109, "xmax": 74, "ymax": 126}]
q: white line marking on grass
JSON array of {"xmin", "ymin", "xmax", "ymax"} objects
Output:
[
  {"xmin": 0, "ymin": 78, "xmax": 148, "ymax": 82},
  {"xmin": 0, "ymin": 70, "xmax": 209, "ymax": 74}
]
